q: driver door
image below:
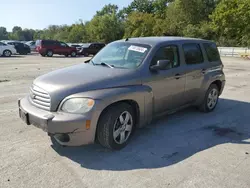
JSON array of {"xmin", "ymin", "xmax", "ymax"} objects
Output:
[{"xmin": 146, "ymin": 45, "xmax": 186, "ymax": 115}]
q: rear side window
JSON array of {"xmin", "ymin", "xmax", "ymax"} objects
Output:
[
  {"xmin": 42, "ymin": 40, "xmax": 57, "ymax": 46},
  {"xmin": 203, "ymin": 43, "xmax": 220, "ymax": 62},
  {"xmin": 183, "ymin": 43, "xmax": 204, "ymax": 65}
]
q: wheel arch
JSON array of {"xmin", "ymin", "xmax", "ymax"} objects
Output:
[
  {"xmin": 94, "ymin": 99, "xmax": 140, "ymax": 142},
  {"xmin": 210, "ymin": 80, "xmax": 222, "ymax": 94}
]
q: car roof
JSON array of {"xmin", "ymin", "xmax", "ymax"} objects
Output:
[{"xmin": 116, "ymin": 36, "xmax": 212, "ymax": 46}]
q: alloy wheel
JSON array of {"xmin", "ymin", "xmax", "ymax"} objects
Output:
[{"xmin": 113, "ymin": 111, "xmax": 133, "ymax": 144}]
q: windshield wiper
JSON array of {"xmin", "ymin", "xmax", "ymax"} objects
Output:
[{"xmin": 99, "ymin": 62, "xmax": 114, "ymax": 68}]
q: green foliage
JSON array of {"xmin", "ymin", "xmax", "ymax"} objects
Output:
[
  {"xmin": 210, "ymin": 0, "xmax": 250, "ymax": 46},
  {"xmin": 0, "ymin": 27, "xmax": 8, "ymax": 40},
  {"xmin": 86, "ymin": 13, "xmax": 124, "ymax": 43},
  {"xmin": 0, "ymin": 0, "xmax": 249, "ymax": 46},
  {"xmin": 96, "ymin": 4, "xmax": 119, "ymax": 16},
  {"xmin": 124, "ymin": 12, "xmax": 155, "ymax": 37}
]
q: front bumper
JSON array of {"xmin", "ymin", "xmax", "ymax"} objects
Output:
[
  {"xmin": 18, "ymin": 96, "xmax": 98, "ymax": 146},
  {"xmin": 219, "ymin": 80, "xmax": 226, "ymax": 95}
]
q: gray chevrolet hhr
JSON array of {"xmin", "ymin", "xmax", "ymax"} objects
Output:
[{"xmin": 18, "ymin": 37, "xmax": 225, "ymax": 150}]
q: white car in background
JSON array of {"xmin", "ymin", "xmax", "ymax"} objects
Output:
[
  {"xmin": 25, "ymin": 41, "xmax": 36, "ymax": 51},
  {"xmin": 0, "ymin": 42, "xmax": 17, "ymax": 57}
]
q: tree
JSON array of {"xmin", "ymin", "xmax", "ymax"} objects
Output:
[
  {"xmin": 0, "ymin": 27, "xmax": 8, "ymax": 40},
  {"xmin": 68, "ymin": 24, "xmax": 86, "ymax": 43},
  {"xmin": 96, "ymin": 4, "xmax": 119, "ymax": 16},
  {"xmin": 153, "ymin": 0, "xmax": 174, "ymax": 18},
  {"xmin": 210, "ymin": 0, "xmax": 250, "ymax": 46},
  {"xmin": 119, "ymin": 0, "xmax": 154, "ymax": 19},
  {"xmin": 86, "ymin": 13, "xmax": 124, "ymax": 43},
  {"xmin": 124, "ymin": 12, "xmax": 156, "ymax": 37}
]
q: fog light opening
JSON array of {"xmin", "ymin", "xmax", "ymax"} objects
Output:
[{"xmin": 55, "ymin": 133, "xmax": 70, "ymax": 143}]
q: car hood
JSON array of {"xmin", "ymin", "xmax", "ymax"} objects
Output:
[{"xmin": 33, "ymin": 63, "xmax": 141, "ymax": 111}]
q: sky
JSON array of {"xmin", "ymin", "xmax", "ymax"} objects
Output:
[{"xmin": 0, "ymin": 0, "xmax": 133, "ymax": 31}]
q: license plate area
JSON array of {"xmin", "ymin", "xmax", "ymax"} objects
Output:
[{"xmin": 19, "ymin": 108, "xmax": 30, "ymax": 125}]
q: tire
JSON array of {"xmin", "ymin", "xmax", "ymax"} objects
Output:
[
  {"xmin": 198, "ymin": 84, "xmax": 219, "ymax": 113},
  {"xmin": 3, "ymin": 50, "xmax": 12, "ymax": 57},
  {"xmin": 46, "ymin": 50, "xmax": 53, "ymax": 57},
  {"xmin": 84, "ymin": 52, "xmax": 89, "ymax": 57},
  {"xmin": 70, "ymin": 51, "xmax": 77, "ymax": 57},
  {"xmin": 64, "ymin": 54, "xmax": 69, "ymax": 57},
  {"xmin": 97, "ymin": 103, "xmax": 135, "ymax": 150},
  {"xmin": 40, "ymin": 53, "xmax": 46, "ymax": 57}
]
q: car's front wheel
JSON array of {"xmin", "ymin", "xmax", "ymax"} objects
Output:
[
  {"xmin": 97, "ymin": 103, "xmax": 135, "ymax": 150},
  {"xmin": 199, "ymin": 84, "xmax": 219, "ymax": 112},
  {"xmin": 3, "ymin": 50, "xmax": 12, "ymax": 57}
]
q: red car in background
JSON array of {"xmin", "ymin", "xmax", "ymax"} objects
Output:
[{"xmin": 36, "ymin": 40, "xmax": 77, "ymax": 57}]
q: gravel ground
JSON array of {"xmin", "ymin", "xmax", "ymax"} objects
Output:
[{"xmin": 0, "ymin": 55, "xmax": 249, "ymax": 188}]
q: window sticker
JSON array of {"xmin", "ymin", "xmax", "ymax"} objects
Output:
[{"xmin": 128, "ymin": 45, "xmax": 147, "ymax": 53}]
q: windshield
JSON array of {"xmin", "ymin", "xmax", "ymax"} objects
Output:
[{"xmin": 91, "ymin": 42, "xmax": 151, "ymax": 69}]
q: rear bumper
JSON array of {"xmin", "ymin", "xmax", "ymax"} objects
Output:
[{"xmin": 18, "ymin": 96, "xmax": 98, "ymax": 146}]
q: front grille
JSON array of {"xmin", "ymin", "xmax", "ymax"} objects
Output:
[{"xmin": 30, "ymin": 85, "xmax": 51, "ymax": 111}]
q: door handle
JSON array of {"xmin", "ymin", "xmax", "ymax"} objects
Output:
[{"xmin": 175, "ymin": 73, "xmax": 181, "ymax": 79}]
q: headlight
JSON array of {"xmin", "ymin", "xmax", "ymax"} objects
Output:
[{"xmin": 61, "ymin": 98, "xmax": 95, "ymax": 114}]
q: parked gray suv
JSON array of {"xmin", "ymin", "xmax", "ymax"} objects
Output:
[{"xmin": 18, "ymin": 37, "xmax": 225, "ymax": 150}]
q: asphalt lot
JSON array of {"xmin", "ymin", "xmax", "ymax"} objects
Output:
[{"xmin": 0, "ymin": 55, "xmax": 249, "ymax": 188}]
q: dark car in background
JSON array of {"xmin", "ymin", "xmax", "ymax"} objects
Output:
[
  {"xmin": 36, "ymin": 40, "xmax": 77, "ymax": 57},
  {"xmin": 79, "ymin": 42, "xmax": 105, "ymax": 56},
  {"xmin": 6, "ymin": 42, "xmax": 31, "ymax": 55},
  {"xmin": 70, "ymin": 44, "xmax": 82, "ymax": 54}
]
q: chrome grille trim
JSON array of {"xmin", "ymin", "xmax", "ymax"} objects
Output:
[{"xmin": 29, "ymin": 85, "xmax": 51, "ymax": 111}]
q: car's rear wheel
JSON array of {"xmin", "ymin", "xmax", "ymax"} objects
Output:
[
  {"xmin": 83, "ymin": 52, "xmax": 89, "ymax": 57},
  {"xmin": 97, "ymin": 103, "xmax": 135, "ymax": 150},
  {"xmin": 46, "ymin": 50, "xmax": 53, "ymax": 57},
  {"xmin": 3, "ymin": 50, "xmax": 12, "ymax": 57},
  {"xmin": 71, "ymin": 51, "xmax": 77, "ymax": 57},
  {"xmin": 199, "ymin": 84, "xmax": 219, "ymax": 112}
]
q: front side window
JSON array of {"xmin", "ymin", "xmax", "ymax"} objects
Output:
[
  {"xmin": 151, "ymin": 45, "xmax": 180, "ymax": 68},
  {"xmin": 92, "ymin": 42, "xmax": 151, "ymax": 69},
  {"xmin": 60, "ymin": 42, "xmax": 68, "ymax": 47},
  {"xmin": 183, "ymin": 43, "xmax": 204, "ymax": 65},
  {"xmin": 203, "ymin": 43, "xmax": 220, "ymax": 62}
]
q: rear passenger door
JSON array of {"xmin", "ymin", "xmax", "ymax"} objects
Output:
[{"xmin": 182, "ymin": 43, "xmax": 206, "ymax": 104}]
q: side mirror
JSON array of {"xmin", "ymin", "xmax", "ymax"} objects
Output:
[{"xmin": 150, "ymin": 60, "xmax": 171, "ymax": 71}]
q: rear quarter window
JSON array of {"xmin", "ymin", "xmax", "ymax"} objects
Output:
[{"xmin": 203, "ymin": 43, "xmax": 220, "ymax": 62}]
